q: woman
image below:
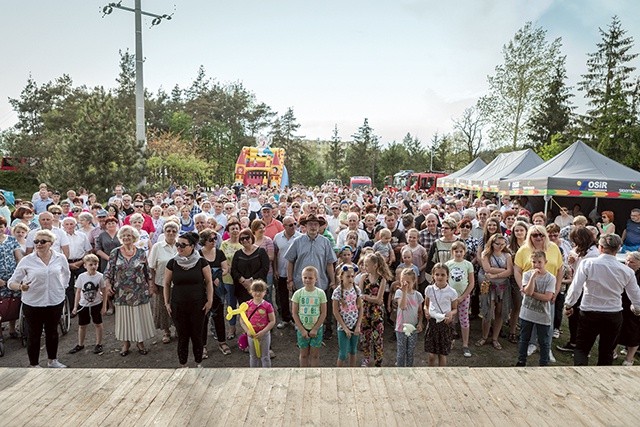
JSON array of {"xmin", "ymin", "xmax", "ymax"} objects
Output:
[
  {"xmin": 251, "ymin": 219, "xmax": 275, "ymax": 301},
  {"xmin": 11, "ymin": 206, "xmax": 38, "ymax": 231},
  {"xmin": 619, "ymin": 251, "xmax": 640, "ymax": 365},
  {"xmin": 104, "ymin": 225, "xmax": 156, "ymax": 356},
  {"xmin": 597, "ymin": 211, "xmax": 616, "ymax": 236},
  {"xmin": 199, "ymin": 228, "xmax": 231, "ymax": 357},
  {"xmin": 95, "ymin": 217, "xmax": 121, "ymax": 273},
  {"xmin": 220, "ymin": 218, "xmax": 243, "ymax": 339},
  {"xmin": 506, "ymin": 220, "xmax": 530, "ymax": 343},
  {"xmin": 426, "ymin": 218, "xmax": 459, "ymax": 272},
  {"xmin": 148, "ymin": 221, "xmax": 178, "ymax": 344},
  {"xmin": 514, "ymin": 225, "xmax": 564, "ymax": 361},
  {"xmin": 48, "ymin": 205, "xmax": 63, "ymax": 228},
  {"xmin": 106, "ymin": 204, "xmax": 121, "ymax": 225},
  {"xmin": 8, "ymin": 229, "xmax": 70, "ymax": 367},
  {"xmin": 11, "ymin": 223, "xmax": 29, "ymax": 253},
  {"xmin": 0, "ymin": 217, "xmax": 24, "ymax": 338},
  {"xmin": 179, "ymin": 206, "xmax": 195, "ymax": 233},
  {"xmin": 77, "ymin": 212, "xmax": 95, "ymax": 235},
  {"xmin": 291, "ymin": 202, "xmax": 302, "ymax": 223},
  {"xmin": 149, "ymin": 206, "xmax": 164, "ymax": 245},
  {"xmin": 476, "ymin": 217, "xmax": 503, "ymax": 265},
  {"xmin": 231, "ymin": 228, "xmax": 269, "ymax": 304},
  {"xmin": 458, "ymin": 218, "xmax": 479, "ymax": 264},
  {"xmin": 129, "ymin": 213, "xmax": 150, "ymax": 255},
  {"xmin": 502, "ymin": 210, "xmax": 517, "ymax": 236},
  {"xmin": 477, "ymin": 233, "xmax": 513, "ymax": 350},
  {"xmin": 164, "ymin": 232, "xmax": 213, "ymax": 368},
  {"xmin": 0, "ymin": 193, "xmax": 10, "ymax": 224}
]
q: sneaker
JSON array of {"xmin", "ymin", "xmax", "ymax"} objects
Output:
[
  {"xmin": 361, "ymin": 358, "xmax": 370, "ymax": 367},
  {"xmin": 556, "ymin": 342, "xmax": 576, "ymax": 352},
  {"xmin": 93, "ymin": 344, "xmax": 104, "ymax": 354},
  {"xmin": 269, "ymin": 349, "xmax": 276, "ymax": 359},
  {"xmin": 527, "ymin": 344, "xmax": 537, "ymax": 356},
  {"xmin": 553, "ymin": 329, "xmax": 560, "ymax": 339},
  {"xmin": 548, "ymin": 350, "xmax": 556, "ymax": 363},
  {"xmin": 68, "ymin": 345, "xmax": 84, "ymax": 354},
  {"xmin": 276, "ymin": 321, "xmax": 287, "ymax": 329},
  {"xmin": 622, "ymin": 360, "xmax": 634, "ymax": 366},
  {"xmin": 47, "ymin": 359, "xmax": 67, "ymax": 368},
  {"xmin": 462, "ymin": 347, "xmax": 472, "ymax": 358},
  {"xmin": 613, "ymin": 350, "xmax": 619, "ymax": 360},
  {"xmin": 620, "ymin": 347, "xmax": 628, "ymax": 356}
]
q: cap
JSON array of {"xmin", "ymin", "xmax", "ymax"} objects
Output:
[{"xmin": 261, "ymin": 203, "xmax": 273, "ymax": 211}]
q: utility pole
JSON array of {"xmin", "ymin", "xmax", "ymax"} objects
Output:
[{"xmin": 102, "ymin": 1, "xmax": 173, "ymax": 147}]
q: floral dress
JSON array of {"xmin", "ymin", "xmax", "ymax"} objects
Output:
[
  {"xmin": 0, "ymin": 236, "xmax": 20, "ymax": 298},
  {"xmin": 104, "ymin": 247, "xmax": 151, "ymax": 307},
  {"xmin": 361, "ymin": 273, "xmax": 385, "ymax": 366}
]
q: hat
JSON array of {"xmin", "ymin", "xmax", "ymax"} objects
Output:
[
  {"xmin": 261, "ymin": 203, "xmax": 273, "ymax": 211},
  {"xmin": 299, "ymin": 213, "xmax": 326, "ymax": 226},
  {"xmin": 96, "ymin": 209, "xmax": 109, "ymax": 217}
]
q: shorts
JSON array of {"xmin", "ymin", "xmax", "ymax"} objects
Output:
[
  {"xmin": 296, "ymin": 325, "xmax": 324, "ymax": 349},
  {"xmin": 78, "ymin": 304, "xmax": 103, "ymax": 326}
]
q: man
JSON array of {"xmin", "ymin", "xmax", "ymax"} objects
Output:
[
  {"xmin": 565, "ymin": 234, "xmax": 640, "ymax": 365},
  {"xmin": 336, "ymin": 212, "xmax": 369, "ymax": 249},
  {"xmin": 107, "ymin": 185, "xmax": 124, "ymax": 205},
  {"xmin": 326, "ymin": 203, "xmax": 342, "ymax": 240},
  {"xmin": 62, "ymin": 217, "xmax": 92, "ymax": 309},
  {"xmin": 418, "ymin": 213, "xmax": 441, "ymax": 256},
  {"xmin": 472, "ymin": 207, "xmax": 488, "ymax": 240},
  {"xmin": 212, "ymin": 200, "xmax": 227, "ymax": 232},
  {"xmin": 185, "ymin": 193, "xmax": 202, "ymax": 218},
  {"xmin": 376, "ymin": 211, "xmax": 407, "ymax": 266},
  {"xmin": 621, "ymin": 208, "xmax": 640, "ymax": 253},
  {"xmin": 25, "ymin": 211, "xmax": 70, "ymax": 258},
  {"xmin": 31, "ymin": 183, "xmax": 48, "ymax": 204},
  {"xmin": 123, "ymin": 200, "xmax": 155, "ymax": 237},
  {"xmin": 33, "ymin": 186, "xmax": 53, "ymax": 214},
  {"xmin": 273, "ymin": 216, "xmax": 300, "ymax": 329},
  {"xmin": 89, "ymin": 209, "xmax": 109, "ymax": 249},
  {"xmin": 261, "ymin": 203, "xmax": 284, "ymax": 240},
  {"xmin": 414, "ymin": 202, "xmax": 432, "ymax": 231},
  {"xmin": 121, "ymin": 194, "xmax": 134, "ymax": 217},
  {"xmin": 276, "ymin": 202, "xmax": 288, "ymax": 222},
  {"xmin": 285, "ymin": 214, "xmax": 337, "ymax": 339},
  {"xmin": 499, "ymin": 195, "xmax": 512, "ymax": 213}
]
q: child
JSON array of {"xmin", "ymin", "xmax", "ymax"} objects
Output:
[
  {"xmin": 68, "ymin": 254, "xmax": 105, "ymax": 355},
  {"xmin": 336, "ymin": 245, "xmax": 354, "ymax": 270},
  {"xmin": 373, "ymin": 228, "xmax": 396, "ymax": 266},
  {"xmin": 516, "ymin": 251, "xmax": 555, "ymax": 367},
  {"xmin": 241, "ymin": 280, "xmax": 276, "ymax": 368},
  {"xmin": 358, "ymin": 252, "xmax": 392, "ymax": 367},
  {"xmin": 332, "ymin": 264, "xmax": 363, "ymax": 367},
  {"xmin": 394, "ymin": 268, "xmax": 424, "ymax": 367},
  {"xmin": 344, "ymin": 231, "xmax": 362, "ymax": 264},
  {"xmin": 291, "ymin": 266, "xmax": 327, "ymax": 367},
  {"xmin": 445, "ymin": 241, "xmax": 475, "ymax": 358},
  {"xmin": 388, "ymin": 248, "xmax": 420, "ymax": 321},
  {"xmin": 424, "ymin": 263, "xmax": 458, "ymax": 366}
]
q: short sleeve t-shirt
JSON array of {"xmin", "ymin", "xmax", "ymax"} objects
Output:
[
  {"xmin": 75, "ymin": 271, "xmax": 105, "ymax": 307},
  {"xmin": 394, "ymin": 289, "xmax": 424, "ymax": 332},
  {"xmin": 520, "ymin": 270, "xmax": 555, "ymax": 326},
  {"xmin": 446, "ymin": 259, "xmax": 474, "ymax": 296},
  {"xmin": 246, "ymin": 299, "xmax": 274, "ymax": 333},
  {"xmin": 331, "ymin": 285, "xmax": 361, "ymax": 331},
  {"xmin": 166, "ymin": 257, "xmax": 209, "ymax": 303},
  {"xmin": 291, "ymin": 287, "xmax": 327, "ymax": 330}
]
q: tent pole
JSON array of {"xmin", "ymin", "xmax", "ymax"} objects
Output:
[{"xmin": 544, "ymin": 196, "xmax": 549, "ymax": 218}]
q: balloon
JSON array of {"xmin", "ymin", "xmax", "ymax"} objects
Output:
[{"xmin": 226, "ymin": 303, "xmax": 261, "ymax": 357}]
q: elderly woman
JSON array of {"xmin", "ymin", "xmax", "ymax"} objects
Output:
[
  {"xmin": 426, "ymin": 217, "xmax": 459, "ymax": 272},
  {"xmin": 11, "ymin": 206, "xmax": 38, "ymax": 230},
  {"xmin": 47, "ymin": 205, "xmax": 64, "ymax": 229},
  {"xmin": 8, "ymin": 229, "xmax": 70, "ymax": 367},
  {"xmin": 129, "ymin": 213, "xmax": 151, "ymax": 255},
  {"xmin": 619, "ymin": 251, "xmax": 640, "ymax": 365},
  {"xmin": 220, "ymin": 218, "xmax": 243, "ymax": 340},
  {"xmin": 103, "ymin": 225, "xmax": 156, "ymax": 356},
  {"xmin": 0, "ymin": 217, "xmax": 24, "ymax": 337},
  {"xmin": 198, "ymin": 228, "xmax": 231, "ymax": 357},
  {"xmin": 164, "ymin": 232, "xmax": 213, "ymax": 368},
  {"xmin": 148, "ymin": 221, "xmax": 178, "ymax": 344},
  {"xmin": 77, "ymin": 212, "xmax": 95, "ymax": 235},
  {"xmin": 251, "ymin": 219, "xmax": 275, "ymax": 300},
  {"xmin": 514, "ymin": 225, "xmax": 564, "ymax": 361},
  {"xmin": 231, "ymin": 228, "xmax": 270, "ymax": 304}
]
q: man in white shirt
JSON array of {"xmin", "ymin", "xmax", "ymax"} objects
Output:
[
  {"xmin": 107, "ymin": 185, "xmax": 125, "ymax": 205},
  {"xmin": 564, "ymin": 233, "xmax": 640, "ymax": 365},
  {"xmin": 336, "ymin": 212, "xmax": 369, "ymax": 249},
  {"xmin": 62, "ymin": 217, "xmax": 92, "ymax": 310},
  {"xmin": 273, "ymin": 216, "xmax": 300, "ymax": 329}
]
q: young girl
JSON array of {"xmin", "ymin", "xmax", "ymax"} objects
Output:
[
  {"xmin": 445, "ymin": 241, "xmax": 475, "ymax": 358},
  {"xmin": 332, "ymin": 264, "xmax": 363, "ymax": 367},
  {"xmin": 424, "ymin": 263, "xmax": 458, "ymax": 366},
  {"xmin": 388, "ymin": 248, "xmax": 420, "ymax": 320},
  {"xmin": 357, "ymin": 252, "xmax": 392, "ymax": 367},
  {"xmin": 373, "ymin": 228, "xmax": 395, "ymax": 266},
  {"xmin": 336, "ymin": 245, "xmax": 354, "ymax": 270},
  {"xmin": 394, "ymin": 268, "xmax": 424, "ymax": 367},
  {"xmin": 291, "ymin": 266, "xmax": 327, "ymax": 367},
  {"xmin": 241, "ymin": 280, "xmax": 276, "ymax": 368}
]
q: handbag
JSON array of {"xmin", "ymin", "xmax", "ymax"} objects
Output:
[{"xmin": 237, "ymin": 303, "xmax": 262, "ymax": 351}]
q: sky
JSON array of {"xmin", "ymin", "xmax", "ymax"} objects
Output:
[{"xmin": 2, "ymin": 0, "xmax": 640, "ymax": 146}]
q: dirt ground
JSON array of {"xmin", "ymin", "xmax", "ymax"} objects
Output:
[{"xmin": 0, "ymin": 304, "xmax": 592, "ymax": 369}]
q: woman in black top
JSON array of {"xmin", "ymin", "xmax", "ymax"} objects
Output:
[
  {"xmin": 198, "ymin": 228, "xmax": 231, "ymax": 357},
  {"xmin": 164, "ymin": 232, "xmax": 213, "ymax": 368},
  {"xmin": 231, "ymin": 229, "xmax": 270, "ymax": 303}
]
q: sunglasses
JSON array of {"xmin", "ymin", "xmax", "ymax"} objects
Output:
[
  {"xmin": 460, "ymin": 224, "xmax": 472, "ymax": 229},
  {"xmin": 164, "ymin": 229, "xmax": 177, "ymax": 234},
  {"xmin": 531, "ymin": 233, "xmax": 544, "ymax": 238},
  {"xmin": 208, "ymin": 237, "xmax": 217, "ymax": 242},
  {"xmin": 239, "ymin": 236, "xmax": 251, "ymax": 242},
  {"xmin": 134, "ymin": 205, "xmax": 144, "ymax": 208},
  {"xmin": 33, "ymin": 239, "xmax": 51, "ymax": 245},
  {"xmin": 175, "ymin": 243, "xmax": 191, "ymax": 249},
  {"xmin": 285, "ymin": 223, "xmax": 297, "ymax": 227},
  {"xmin": 51, "ymin": 211, "xmax": 62, "ymax": 215}
]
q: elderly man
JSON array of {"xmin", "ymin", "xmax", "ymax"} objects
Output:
[
  {"xmin": 123, "ymin": 200, "xmax": 156, "ymax": 238},
  {"xmin": 285, "ymin": 214, "xmax": 337, "ymax": 339},
  {"xmin": 621, "ymin": 208, "xmax": 640, "ymax": 253},
  {"xmin": 25, "ymin": 211, "xmax": 70, "ymax": 258},
  {"xmin": 273, "ymin": 216, "xmax": 300, "ymax": 329},
  {"xmin": 414, "ymin": 202, "xmax": 432, "ymax": 231},
  {"xmin": 565, "ymin": 234, "xmax": 640, "ymax": 365},
  {"xmin": 336, "ymin": 212, "xmax": 369, "ymax": 249},
  {"xmin": 261, "ymin": 203, "xmax": 284, "ymax": 240},
  {"xmin": 212, "ymin": 200, "xmax": 227, "ymax": 232},
  {"xmin": 33, "ymin": 186, "xmax": 53, "ymax": 214},
  {"xmin": 472, "ymin": 207, "xmax": 488, "ymax": 240},
  {"xmin": 89, "ymin": 209, "xmax": 109, "ymax": 249},
  {"xmin": 418, "ymin": 213, "xmax": 441, "ymax": 256}
]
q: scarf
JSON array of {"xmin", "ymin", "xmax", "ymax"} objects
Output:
[{"xmin": 174, "ymin": 250, "xmax": 201, "ymax": 270}]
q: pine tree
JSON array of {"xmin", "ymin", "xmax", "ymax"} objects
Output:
[
  {"xmin": 325, "ymin": 124, "xmax": 345, "ymax": 180},
  {"xmin": 346, "ymin": 118, "xmax": 379, "ymax": 180}
]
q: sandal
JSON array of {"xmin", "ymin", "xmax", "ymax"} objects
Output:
[
  {"xmin": 202, "ymin": 347, "xmax": 209, "ymax": 359},
  {"xmin": 120, "ymin": 348, "xmax": 130, "ymax": 357},
  {"xmin": 475, "ymin": 338, "xmax": 488, "ymax": 347},
  {"xmin": 508, "ymin": 333, "xmax": 519, "ymax": 344},
  {"xmin": 226, "ymin": 332, "xmax": 236, "ymax": 341},
  {"xmin": 137, "ymin": 344, "xmax": 148, "ymax": 355},
  {"xmin": 218, "ymin": 343, "xmax": 231, "ymax": 355},
  {"xmin": 162, "ymin": 334, "xmax": 171, "ymax": 344},
  {"xmin": 492, "ymin": 340, "xmax": 502, "ymax": 350}
]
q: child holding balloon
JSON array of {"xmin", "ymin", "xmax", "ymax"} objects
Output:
[{"xmin": 240, "ymin": 280, "xmax": 276, "ymax": 367}]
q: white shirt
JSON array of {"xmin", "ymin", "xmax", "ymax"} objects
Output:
[
  {"xmin": 566, "ymin": 253, "xmax": 640, "ymax": 312},
  {"xmin": 274, "ymin": 230, "xmax": 300, "ymax": 277},
  {"xmin": 9, "ymin": 251, "xmax": 70, "ymax": 307},
  {"xmin": 66, "ymin": 231, "xmax": 92, "ymax": 260},
  {"xmin": 148, "ymin": 240, "xmax": 177, "ymax": 286},
  {"xmin": 26, "ymin": 227, "xmax": 70, "ymax": 254},
  {"xmin": 336, "ymin": 228, "xmax": 369, "ymax": 249}
]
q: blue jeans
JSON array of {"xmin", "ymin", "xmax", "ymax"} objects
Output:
[
  {"xmin": 224, "ymin": 283, "xmax": 237, "ymax": 326},
  {"xmin": 518, "ymin": 319, "xmax": 550, "ymax": 366},
  {"xmin": 337, "ymin": 329, "xmax": 360, "ymax": 361},
  {"xmin": 528, "ymin": 302, "xmax": 555, "ymax": 350},
  {"xmin": 396, "ymin": 330, "xmax": 418, "ymax": 367}
]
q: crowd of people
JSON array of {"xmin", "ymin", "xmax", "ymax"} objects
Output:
[{"xmin": 1, "ymin": 182, "xmax": 640, "ymax": 369}]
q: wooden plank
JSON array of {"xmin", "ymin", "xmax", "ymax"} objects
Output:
[
  {"xmin": 242, "ymin": 369, "xmax": 277, "ymax": 425},
  {"xmin": 351, "ymin": 367, "xmax": 382, "ymax": 425},
  {"xmin": 139, "ymin": 369, "xmax": 199, "ymax": 426},
  {"xmin": 134, "ymin": 370, "xmax": 187, "ymax": 426},
  {"xmin": 364, "ymin": 369, "xmax": 395, "ymax": 427},
  {"xmin": 194, "ymin": 370, "xmax": 236, "ymax": 427},
  {"xmin": 82, "ymin": 369, "xmax": 147, "ymax": 426},
  {"xmin": 264, "ymin": 368, "xmax": 291, "ymax": 426},
  {"xmin": 333, "ymin": 368, "xmax": 358, "ymax": 426},
  {"xmin": 282, "ymin": 368, "xmax": 306, "ymax": 426},
  {"xmin": 56, "ymin": 371, "xmax": 118, "ymax": 426},
  {"xmin": 123, "ymin": 370, "xmax": 178, "ymax": 425},
  {"xmin": 453, "ymin": 368, "xmax": 496, "ymax": 427},
  {"xmin": 381, "ymin": 368, "xmax": 418, "ymax": 425},
  {"xmin": 425, "ymin": 368, "xmax": 477, "ymax": 425},
  {"xmin": 169, "ymin": 368, "xmax": 217, "ymax": 424}
]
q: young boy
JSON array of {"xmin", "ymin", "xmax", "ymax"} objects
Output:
[
  {"xmin": 516, "ymin": 251, "xmax": 556, "ymax": 367},
  {"xmin": 68, "ymin": 254, "xmax": 105, "ymax": 355},
  {"xmin": 373, "ymin": 228, "xmax": 395, "ymax": 266},
  {"xmin": 445, "ymin": 241, "xmax": 475, "ymax": 358},
  {"xmin": 291, "ymin": 266, "xmax": 327, "ymax": 367}
]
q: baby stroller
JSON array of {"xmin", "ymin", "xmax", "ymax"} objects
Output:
[{"xmin": 0, "ymin": 294, "xmax": 22, "ymax": 356}]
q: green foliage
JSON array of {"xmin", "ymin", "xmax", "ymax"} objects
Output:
[
  {"xmin": 325, "ymin": 124, "xmax": 345, "ymax": 181},
  {"xmin": 536, "ymin": 133, "xmax": 571, "ymax": 161}
]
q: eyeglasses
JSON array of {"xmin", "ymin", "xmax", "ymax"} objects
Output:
[
  {"xmin": 33, "ymin": 239, "xmax": 51, "ymax": 245},
  {"xmin": 285, "ymin": 223, "xmax": 297, "ymax": 227},
  {"xmin": 460, "ymin": 224, "xmax": 472, "ymax": 229},
  {"xmin": 239, "ymin": 236, "xmax": 251, "ymax": 242},
  {"xmin": 134, "ymin": 205, "xmax": 143, "ymax": 208},
  {"xmin": 175, "ymin": 243, "xmax": 191, "ymax": 249},
  {"xmin": 164, "ymin": 229, "xmax": 177, "ymax": 234},
  {"xmin": 531, "ymin": 233, "xmax": 544, "ymax": 238},
  {"xmin": 208, "ymin": 237, "xmax": 217, "ymax": 242}
]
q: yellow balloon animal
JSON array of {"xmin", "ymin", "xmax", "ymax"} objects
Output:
[{"xmin": 226, "ymin": 302, "xmax": 261, "ymax": 358}]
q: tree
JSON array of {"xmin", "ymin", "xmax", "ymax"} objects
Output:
[
  {"xmin": 325, "ymin": 124, "xmax": 345, "ymax": 180},
  {"xmin": 452, "ymin": 105, "xmax": 487, "ymax": 163},
  {"xmin": 401, "ymin": 132, "xmax": 428, "ymax": 170},
  {"xmin": 578, "ymin": 16, "xmax": 639, "ymax": 166},
  {"xmin": 479, "ymin": 22, "xmax": 561, "ymax": 149},
  {"xmin": 270, "ymin": 108, "xmax": 308, "ymax": 184},
  {"xmin": 346, "ymin": 118, "xmax": 379, "ymax": 181}
]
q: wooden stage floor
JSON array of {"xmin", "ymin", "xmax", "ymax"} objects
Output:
[{"xmin": 0, "ymin": 366, "xmax": 638, "ymax": 426}]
